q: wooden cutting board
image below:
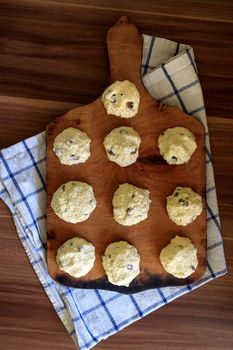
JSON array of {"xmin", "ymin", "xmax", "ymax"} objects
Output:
[{"xmin": 46, "ymin": 16, "xmax": 206, "ymax": 294}]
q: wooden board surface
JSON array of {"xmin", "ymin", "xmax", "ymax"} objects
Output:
[
  {"xmin": 0, "ymin": 0, "xmax": 233, "ymax": 349},
  {"xmin": 46, "ymin": 17, "xmax": 206, "ymax": 293}
]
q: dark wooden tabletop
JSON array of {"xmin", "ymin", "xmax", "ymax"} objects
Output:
[{"xmin": 0, "ymin": 1, "xmax": 233, "ymax": 349}]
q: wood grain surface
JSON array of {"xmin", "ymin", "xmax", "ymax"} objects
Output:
[{"xmin": 0, "ymin": 0, "xmax": 232, "ymax": 349}]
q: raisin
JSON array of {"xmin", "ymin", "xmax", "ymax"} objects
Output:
[
  {"xmin": 108, "ymin": 150, "xmax": 115, "ymax": 156},
  {"xmin": 174, "ymin": 192, "xmax": 179, "ymax": 197},
  {"xmin": 190, "ymin": 265, "xmax": 196, "ymax": 271},
  {"xmin": 62, "ymin": 184, "xmax": 65, "ymax": 191},
  {"xmin": 126, "ymin": 207, "xmax": 133, "ymax": 216},
  {"xmin": 66, "ymin": 139, "xmax": 73, "ymax": 146},
  {"xmin": 171, "ymin": 156, "xmax": 177, "ymax": 162},
  {"xmin": 119, "ymin": 129, "xmax": 128, "ymax": 135},
  {"xmin": 132, "ymin": 194, "xmax": 135, "ymax": 199},
  {"xmin": 178, "ymin": 198, "xmax": 189, "ymax": 207},
  {"xmin": 70, "ymin": 154, "xmax": 80, "ymax": 160},
  {"xmin": 126, "ymin": 264, "xmax": 133, "ymax": 270},
  {"xmin": 130, "ymin": 148, "xmax": 137, "ymax": 155},
  {"xmin": 111, "ymin": 94, "xmax": 116, "ymax": 103},
  {"xmin": 126, "ymin": 101, "xmax": 134, "ymax": 110}
]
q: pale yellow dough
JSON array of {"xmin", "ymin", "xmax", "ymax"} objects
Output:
[
  {"xmin": 51, "ymin": 181, "xmax": 96, "ymax": 223},
  {"xmin": 112, "ymin": 183, "xmax": 151, "ymax": 226},
  {"xmin": 166, "ymin": 186, "xmax": 203, "ymax": 226},
  {"xmin": 56, "ymin": 237, "xmax": 95, "ymax": 278},
  {"xmin": 53, "ymin": 127, "xmax": 91, "ymax": 165},
  {"xmin": 103, "ymin": 126, "xmax": 141, "ymax": 167},
  {"xmin": 102, "ymin": 241, "xmax": 140, "ymax": 286},
  {"xmin": 159, "ymin": 235, "xmax": 198, "ymax": 278},
  {"xmin": 102, "ymin": 80, "xmax": 140, "ymax": 119},
  {"xmin": 158, "ymin": 127, "xmax": 197, "ymax": 165}
]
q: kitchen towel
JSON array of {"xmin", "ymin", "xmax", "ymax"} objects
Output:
[{"xmin": 0, "ymin": 34, "xmax": 227, "ymax": 350}]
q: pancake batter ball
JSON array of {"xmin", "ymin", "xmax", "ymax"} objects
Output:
[
  {"xmin": 112, "ymin": 183, "xmax": 151, "ymax": 226},
  {"xmin": 159, "ymin": 235, "xmax": 198, "ymax": 278},
  {"xmin": 158, "ymin": 126, "xmax": 197, "ymax": 165},
  {"xmin": 103, "ymin": 126, "xmax": 141, "ymax": 167},
  {"xmin": 51, "ymin": 181, "xmax": 96, "ymax": 223},
  {"xmin": 166, "ymin": 186, "xmax": 203, "ymax": 226},
  {"xmin": 56, "ymin": 237, "xmax": 95, "ymax": 278},
  {"xmin": 102, "ymin": 80, "xmax": 140, "ymax": 119},
  {"xmin": 102, "ymin": 241, "xmax": 140, "ymax": 286},
  {"xmin": 53, "ymin": 127, "xmax": 91, "ymax": 165}
]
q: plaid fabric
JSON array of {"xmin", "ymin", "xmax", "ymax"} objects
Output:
[{"xmin": 0, "ymin": 34, "xmax": 227, "ymax": 350}]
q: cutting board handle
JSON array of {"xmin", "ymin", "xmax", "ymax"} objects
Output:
[{"xmin": 107, "ymin": 16, "xmax": 142, "ymax": 84}]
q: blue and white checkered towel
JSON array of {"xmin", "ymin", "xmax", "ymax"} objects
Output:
[{"xmin": 0, "ymin": 34, "xmax": 227, "ymax": 350}]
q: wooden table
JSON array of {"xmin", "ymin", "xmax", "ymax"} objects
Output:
[{"xmin": 0, "ymin": 1, "xmax": 232, "ymax": 349}]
